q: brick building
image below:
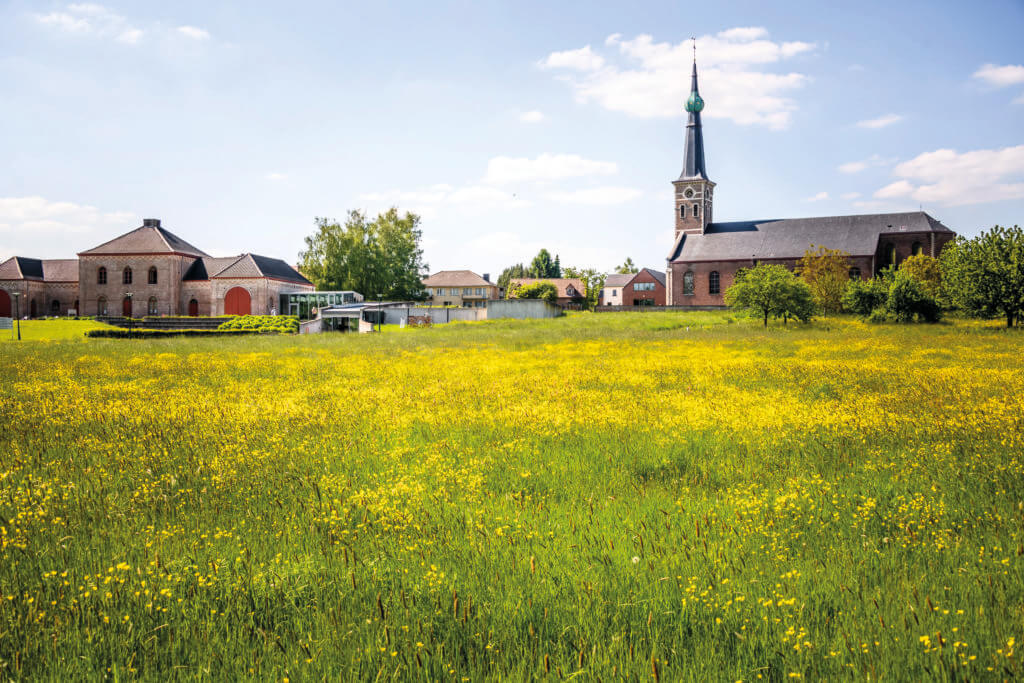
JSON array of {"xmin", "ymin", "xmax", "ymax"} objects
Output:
[
  {"xmin": 422, "ymin": 270, "xmax": 499, "ymax": 308},
  {"xmin": 0, "ymin": 219, "xmax": 313, "ymax": 318},
  {"xmin": 665, "ymin": 59, "xmax": 956, "ymax": 307}
]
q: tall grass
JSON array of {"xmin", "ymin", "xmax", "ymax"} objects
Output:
[{"xmin": 1, "ymin": 313, "xmax": 1022, "ymax": 680}]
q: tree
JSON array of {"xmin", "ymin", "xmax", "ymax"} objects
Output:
[
  {"xmin": 724, "ymin": 264, "xmax": 817, "ymax": 327},
  {"xmin": 529, "ymin": 249, "xmax": 560, "ymax": 279},
  {"xmin": 887, "ymin": 270, "xmax": 941, "ymax": 323},
  {"xmin": 298, "ymin": 208, "xmax": 428, "ymax": 300},
  {"xmin": 941, "ymin": 226, "xmax": 1024, "ymax": 328},
  {"xmin": 795, "ymin": 245, "xmax": 850, "ymax": 314},
  {"xmin": 563, "ymin": 266, "xmax": 605, "ymax": 311},
  {"xmin": 899, "ymin": 254, "xmax": 943, "ymax": 301},
  {"xmin": 512, "ymin": 281, "xmax": 558, "ymax": 304},
  {"xmin": 842, "ymin": 277, "xmax": 889, "ymax": 317},
  {"xmin": 615, "ymin": 257, "xmax": 639, "ymax": 274},
  {"xmin": 497, "ymin": 263, "xmax": 527, "ymax": 293}
]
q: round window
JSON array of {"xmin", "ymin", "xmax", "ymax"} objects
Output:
[{"xmin": 684, "ymin": 188, "xmax": 694, "ymax": 199}]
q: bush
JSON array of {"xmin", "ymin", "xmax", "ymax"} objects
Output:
[
  {"xmin": 887, "ymin": 272, "xmax": 941, "ymax": 323},
  {"xmin": 866, "ymin": 308, "xmax": 890, "ymax": 324},
  {"xmin": 843, "ymin": 278, "xmax": 889, "ymax": 317},
  {"xmin": 512, "ymin": 282, "xmax": 559, "ymax": 304},
  {"xmin": 217, "ymin": 315, "xmax": 299, "ymax": 334}
]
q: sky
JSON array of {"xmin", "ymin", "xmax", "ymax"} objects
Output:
[{"xmin": 1, "ymin": 0, "xmax": 1023, "ymax": 277}]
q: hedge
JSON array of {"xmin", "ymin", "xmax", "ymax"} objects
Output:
[
  {"xmin": 86, "ymin": 329, "xmax": 268, "ymax": 339},
  {"xmin": 217, "ymin": 315, "xmax": 299, "ymax": 334}
]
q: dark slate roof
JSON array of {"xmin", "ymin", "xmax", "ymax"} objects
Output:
[
  {"xmin": 643, "ymin": 268, "xmax": 667, "ymax": 287},
  {"xmin": 79, "ymin": 225, "xmax": 209, "ymax": 257},
  {"xmin": 668, "ymin": 211, "xmax": 954, "ymax": 262},
  {"xmin": 249, "ymin": 254, "xmax": 313, "ymax": 285},
  {"xmin": 0, "ymin": 257, "xmax": 78, "ymax": 281},
  {"xmin": 15, "ymin": 257, "xmax": 44, "ymax": 279}
]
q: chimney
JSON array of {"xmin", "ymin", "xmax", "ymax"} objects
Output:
[
  {"xmin": 483, "ymin": 273, "xmax": 490, "ymax": 282},
  {"xmin": 143, "ymin": 218, "xmax": 161, "ymax": 227}
]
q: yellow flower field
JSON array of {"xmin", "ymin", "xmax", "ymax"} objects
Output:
[{"xmin": 1, "ymin": 313, "xmax": 1022, "ymax": 680}]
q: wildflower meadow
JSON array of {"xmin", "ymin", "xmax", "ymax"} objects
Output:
[{"xmin": 1, "ymin": 313, "xmax": 1022, "ymax": 680}]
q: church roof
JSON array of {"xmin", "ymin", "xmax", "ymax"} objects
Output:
[
  {"xmin": 79, "ymin": 222, "xmax": 208, "ymax": 257},
  {"xmin": 668, "ymin": 211, "xmax": 954, "ymax": 263}
]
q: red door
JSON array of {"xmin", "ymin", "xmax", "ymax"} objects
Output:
[
  {"xmin": 188, "ymin": 299, "xmax": 199, "ymax": 316},
  {"xmin": 122, "ymin": 296, "xmax": 132, "ymax": 317},
  {"xmin": 0, "ymin": 290, "xmax": 10, "ymax": 318},
  {"xmin": 224, "ymin": 287, "xmax": 251, "ymax": 315}
]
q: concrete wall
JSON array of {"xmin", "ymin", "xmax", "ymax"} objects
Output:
[
  {"xmin": 486, "ymin": 299, "xmax": 563, "ymax": 320},
  {"xmin": 381, "ymin": 307, "xmax": 485, "ymax": 325}
]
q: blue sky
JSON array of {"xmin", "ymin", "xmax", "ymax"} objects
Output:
[{"xmin": 1, "ymin": 0, "xmax": 1022, "ymax": 276}]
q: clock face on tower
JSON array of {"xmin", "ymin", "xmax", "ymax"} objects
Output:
[{"xmin": 684, "ymin": 188, "xmax": 694, "ymax": 199}]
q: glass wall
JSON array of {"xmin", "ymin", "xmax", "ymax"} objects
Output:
[{"xmin": 281, "ymin": 291, "xmax": 360, "ymax": 320}]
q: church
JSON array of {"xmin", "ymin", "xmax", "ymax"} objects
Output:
[{"xmin": 665, "ymin": 60, "xmax": 956, "ymax": 307}]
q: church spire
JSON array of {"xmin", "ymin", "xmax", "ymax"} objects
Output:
[{"xmin": 679, "ymin": 50, "xmax": 708, "ymax": 181}]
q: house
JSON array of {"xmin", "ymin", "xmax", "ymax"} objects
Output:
[
  {"xmin": 0, "ymin": 218, "xmax": 313, "ymax": 318},
  {"xmin": 621, "ymin": 268, "xmax": 667, "ymax": 306},
  {"xmin": 509, "ymin": 278, "xmax": 586, "ymax": 309},
  {"xmin": 421, "ymin": 270, "xmax": 499, "ymax": 308},
  {"xmin": 601, "ymin": 273, "xmax": 634, "ymax": 306},
  {"xmin": 665, "ymin": 59, "xmax": 956, "ymax": 306}
]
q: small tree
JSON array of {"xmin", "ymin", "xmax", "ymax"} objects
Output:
[
  {"xmin": 724, "ymin": 264, "xmax": 816, "ymax": 327},
  {"xmin": 940, "ymin": 226, "xmax": 1024, "ymax": 328},
  {"xmin": 513, "ymin": 281, "xmax": 558, "ymax": 304},
  {"xmin": 888, "ymin": 270, "xmax": 941, "ymax": 323},
  {"xmin": 842, "ymin": 277, "xmax": 889, "ymax": 317},
  {"xmin": 529, "ymin": 249, "xmax": 560, "ymax": 279},
  {"xmin": 899, "ymin": 254, "xmax": 943, "ymax": 300},
  {"xmin": 795, "ymin": 245, "xmax": 850, "ymax": 314},
  {"xmin": 615, "ymin": 257, "xmax": 639, "ymax": 274},
  {"xmin": 563, "ymin": 266, "xmax": 605, "ymax": 311},
  {"xmin": 497, "ymin": 263, "xmax": 527, "ymax": 292}
]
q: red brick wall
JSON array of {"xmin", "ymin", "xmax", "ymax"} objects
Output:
[{"xmin": 623, "ymin": 269, "xmax": 666, "ymax": 306}]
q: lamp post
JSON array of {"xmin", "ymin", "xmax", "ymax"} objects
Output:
[
  {"xmin": 12, "ymin": 292, "xmax": 20, "ymax": 341},
  {"xmin": 378, "ymin": 294, "xmax": 382, "ymax": 333},
  {"xmin": 125, "ymin": 292, "xmax": 133, "ymax": 339}
]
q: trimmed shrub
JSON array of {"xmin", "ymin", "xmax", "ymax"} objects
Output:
[
  {"xmin": 217, "ymin": 315, "xmax": 299, "ymax": 334},
  {"xmin": 86, "ymin": 329, "xmax": 263, "ymax": 339}
]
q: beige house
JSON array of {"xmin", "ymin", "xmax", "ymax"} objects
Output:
[{"xmin": 422, "ymin": 270, "xmax": 498, "ymax": 308}]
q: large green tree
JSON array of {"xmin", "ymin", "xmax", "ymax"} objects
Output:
[
  {"xmin": 795, "ymin": 245, "xmax": 850, "ymax": 314},
  {"xmin": 298, "ymin": 208, "xmax": 428, "ymax": 300},
  {"xmin": 529, "ymin": 249, "xmax": 561, "ymax": 279},
  {"xmin": 940, "ymin": 226, "xmax": 1024, "ymax": 327},
  {"xmin": 725, "ymin": 264, "xmax": 816, "ymax": 327}
]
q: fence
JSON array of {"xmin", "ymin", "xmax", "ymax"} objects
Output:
[{"xmin": 594, "ymin": 305, "xmax": 727, "ymax": 313}]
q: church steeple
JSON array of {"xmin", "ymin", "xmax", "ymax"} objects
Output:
[
  {"xmin": 680, "ymin": 58, "xmax": 708, "ymax": 180},
  {"xmin": 671, "ymin": 44, "xmax": 715, "ymax": 240}
]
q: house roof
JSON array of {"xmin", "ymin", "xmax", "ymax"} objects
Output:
[
  {"xmin": 182, "ymin": 257, "xmax": 239, "ymax": 281},
  {"xmin": 0, "ymin": 257, "xmax": 77, "ymax": 282},
  {"xmin": 422, "ymin": 270, "xmax": 493, "ymax": 287},
  {"xmin": 510, "ymin": 278, "xmax": 585, "ymax": 299},
  {"xmin": 643, "ymin": 268, "xmax": 667, "ymax": 287},
  {"xmin": 669, "ymin": 211, "xmax": 954, "ymax": 263},
  {"xmin": 184, "ymin": 254, "xmax": 312, "ymax": 285},
  {"xmin": 604, "ymin": 273, "xmax": 634, "ymax": 287},
  {"xmin": 42, "ymin": 259, "xmax": 79, "ymax": 282},
  {"xmin": 79, "ymin": 224, "xmax": 209, "ymax": 257}
]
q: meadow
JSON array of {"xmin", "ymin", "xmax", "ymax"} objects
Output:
[{"xmin": 1, "ymin": 313, "xmax": 1022, "ymax": 680}]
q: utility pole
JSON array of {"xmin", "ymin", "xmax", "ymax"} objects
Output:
[
  {"xmin": 13, "ymin": 292, "xmax": 20, "ymax": 341},
  {"xmin": 126, "ymin": 292, "xmax": 133, "ymax": 339}
]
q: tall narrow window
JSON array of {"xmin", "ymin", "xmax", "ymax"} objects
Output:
[
  {"xmin": 709, "ymin": 271, "xmax": 720, "ymax": 295},
  {"xmin": 97, "ymin": 297, "xmax": 108, "ymax": 316},
  {"xmin": 51, "ymin": 299, "xmax": 61, "ymax": 315},
  {"xmin": 97, "ymin": 267, "xmax": 107, "ymax": 285},
  {"xmin": 885, "ymin": 244, "xmax": 896, "ymax": 266},
  {"xmin": 849, "ymin": 267, "xmax": 861, "ymax": 280},
  {"xmin": 122, "ymin": 267, "xmax": 133, "ymax": 285},
  {"xmin": 683, "ymin": 271, "xmax": 695, "ymax": 296},
  {"xmin": 693, "ymin": 203, "xmax": 700, "ymax": 218},
  {"xmin": 912, "ymin": 242, "xmax": 923, "ymax": 256},
  {"xmin": 679, "ymin": 205, "xmax": 686, "ymax": 219},
  {"xmin": 148, "ymin": 266, "xmax": 158, "ymax": 284},
  {"xmin": 148, "ymin": 297, "xmax": 159, "ymax": 315}
]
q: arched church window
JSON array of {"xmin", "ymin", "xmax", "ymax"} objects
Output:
[
  {"xmin": 148, "ymin": 266, "xmax": 158, "ymax": 284},
  {"xmin": 683, "ymin": 271, "xmax": 695, "ymax": 296},
  {"xmin": 679, "ymin": 206, "xmax": 686, "ymax": 219},
  {"xmin": 709, "ymin": 271, "xmax": 720, "ymax": 295},
  {"xmin": 97, "ymin": 267, "xmax": 107, "ymax": 285},
  {"xmin": 123, "ymin": 267, "xmax": 133, "ymax": 285},
  {"xmin": 693, "ymin": 203, "xmax": 700, "ymax": 218}
]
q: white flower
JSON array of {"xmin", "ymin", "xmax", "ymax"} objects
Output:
[{"xmin": 631, "ymin": 556, "xmax": 640, "ymax": 564}]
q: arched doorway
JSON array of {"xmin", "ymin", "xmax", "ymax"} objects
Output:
[
  {"xmin": 223, "ymin": 287, "xmax": 251, "ymax": 315},
  {"xmin": 188, "ymin": 299, "xmax": 199, "ymax": 316},
  {"xmin": 29, "ymin": 299, "xmax": 37, "ymax": 318},
  {"xmin": 122, "ymin": 296, "xmax": 132, "ymax": 317},
  {"xmin": 0, "ymin": 290, "xmax": 10, "ymax": 318}
]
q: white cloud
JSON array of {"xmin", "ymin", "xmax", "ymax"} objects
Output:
[
  {"xmin": 544, "ymin": 187, "xmax": 643, "ymax": 205},
  {"xmin": 539, "ymin": 45, "xmax": 604, "ymax": 71},
  {"xmin": 838, "ymin": 154, "xmax": 895, "ymax": 174},
  {"xmin": 519, "ymin": 110, "xmax": 545, "ymax": 123},
  {"xmin": 805, "ymin": 191, "xmax": 829, "ymax": 202},
  {"xmin": 483, "ymin": 153, "xmax": 617, "ymax": 185},
  {"xmin": 856, "ymin": 113, "xmax": 904, "ymax": 129},
  {"xmin": 266, "ymin": 173, "xmax": 287, "ymax": 181},
  {"xmin": 540, "ymin": 28, "xmax": 816, "ymax": 129},
  {"xmin": 872, "ymin": 145, "xmax": 1024, "ymax": 206},
  {"xmin": 0, "ymin": 196, "xmax": 132, "ymax": 235},
  {"xmin": 973, "ymin": 63, "xmax": 1024, "ymax": 88},
  {"xmin": 177, "ymin": 25, "xmax": 210, "ymax": 40},
  {"xmin": 117, "ymin": 28, "xmax": 143, "ymax": 44},
  {"xmin": 840, "ymin": 192, "xmax": 861, "ymax": 200}
]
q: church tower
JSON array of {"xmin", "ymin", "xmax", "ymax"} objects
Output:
[{"xmin": 672, "ymin": 56, "xmax": 714, "ymax": 237}]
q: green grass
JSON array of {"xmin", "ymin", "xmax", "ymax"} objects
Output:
[
  {"xmin": 1, "ymin": 312, "xmax": 1022, "ymax": 680},
  {"xmin": 0, "ymin": 318, "xmax": 114, "ymax": 342}
]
